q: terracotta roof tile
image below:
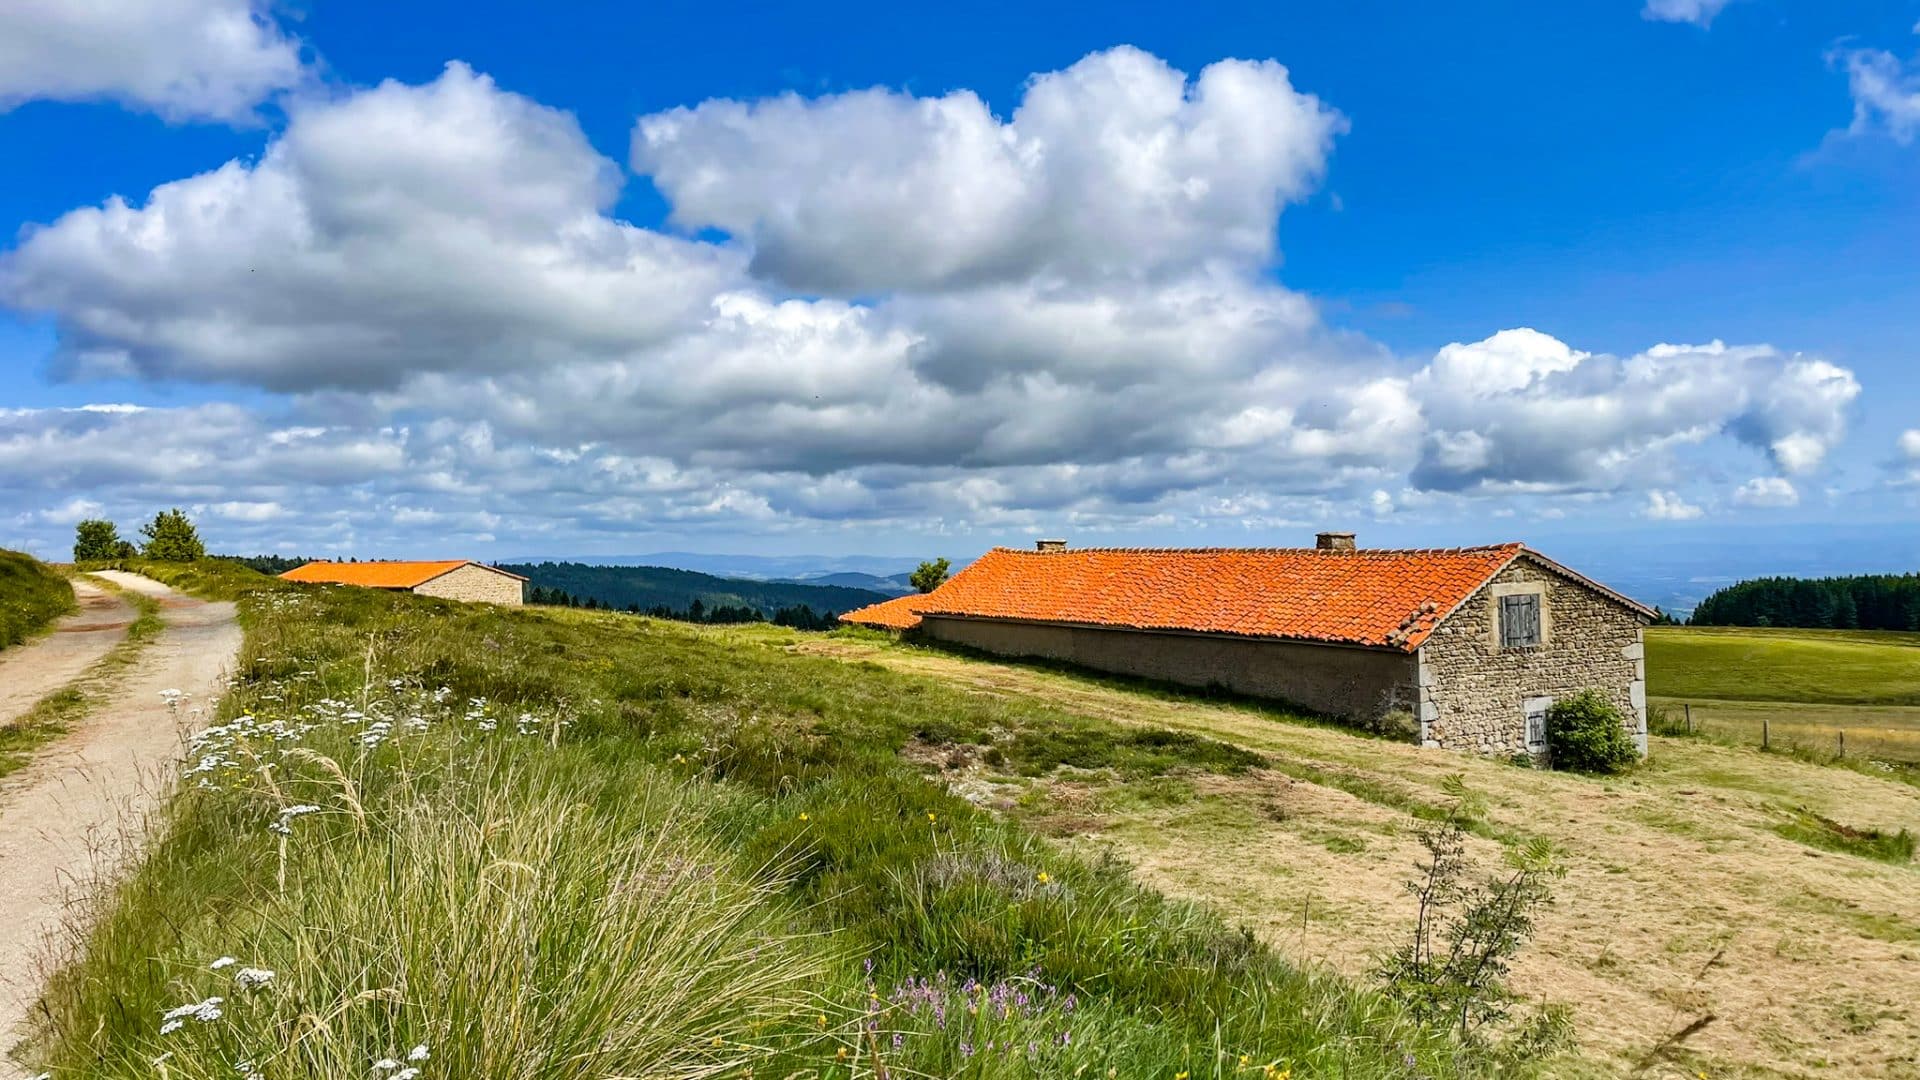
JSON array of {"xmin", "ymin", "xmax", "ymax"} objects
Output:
[
  {"xmin": 913, "ymin": 545, "xmax": 1531, "ymax": 651},
  {"xmin": 279, "ymin": 560, "xmax": 524, "ymax": 589},
  {"xmin": 838, "ymin": 593, "xmax": 926, "ymax": 630}
]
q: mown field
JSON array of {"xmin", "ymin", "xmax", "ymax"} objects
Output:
[
  {"xmin": 795, "ymin": 633, "xmax": 1920, "ymax": 1080},
  {"xmin": 0, "ymin": 548, "xmax": 73, "ymax": 651},
  {"xmin": 1646, "ymin": 626, "xmax": 1920, "ymax": 763},
  {"xmin": 17, "ymin": 561, "xmax": 1565, "ymax": 1079}
]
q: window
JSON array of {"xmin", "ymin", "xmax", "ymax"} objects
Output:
[
  {"xmin": 1499, "ymin": 593, "xmax": 1542, "ymax": 648},
  {"xmin": 1523, "ymin": 696, "xmax": 1552, "ymax": 750}
]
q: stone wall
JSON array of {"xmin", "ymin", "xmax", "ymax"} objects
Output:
[
  {"xmin": 919, "ymin": 616, "xmax": 1419, "ymax": 727},
  {"xmin": 412, "ymin": 564, "xmax": 525, "ymax": 606},
  {"xmin": 1416, "ymin": 557, "xmax": 1645, "ymax": 757}
]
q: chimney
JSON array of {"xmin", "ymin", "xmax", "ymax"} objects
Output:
[
  {"xmin": 1316, "ymin": 531, "xmax": 1356, "ymax": 552},
  {"xmin": 1035, "ymin": 538, "xmax": 1067, "ymax": 552}
]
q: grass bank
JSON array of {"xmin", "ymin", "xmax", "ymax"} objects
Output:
[
  {"xmin": 0, "ymin": 548, "xmax": 74, "ymax": 651},
  {"xmin": 21, "ymin": 560, "xmax": 1546, "ymax": 1079}
]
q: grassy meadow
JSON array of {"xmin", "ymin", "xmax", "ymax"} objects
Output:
[
  {"xmin": 1646, "ymin": 626, "xmax": 1920, "ymax": 764},
  {"xmin": 0, "ymin": 548, "xmax": 73, "ymax": 651},
  {"xmin": 796, "ymin": 633, "xmax": 1920, "ymax": 1079},
  {"xmin": 20, "ymin": 560, "xmax": 1554, "ymax": 1079}
]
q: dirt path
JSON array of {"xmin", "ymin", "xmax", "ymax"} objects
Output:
[
  {"xmin": 0, "ymin": 574, "xmax": 238, "ymax": 1074},
  {"xmin": 799, "ymin": 638, "xmax": 1920, "ymax": 1080},
  {"xmin": 0, "ymin": 578, "xmax": 132, "ymax": 724}
]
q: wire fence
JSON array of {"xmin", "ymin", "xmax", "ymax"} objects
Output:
[{"xmin": 1650, "ymin": 701, "xmax": 1920, "ymax": 770}]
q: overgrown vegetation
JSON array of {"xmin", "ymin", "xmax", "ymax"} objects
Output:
[
  {"xmin": 1543, "ymin": 691, "xmax": 1637, "ymax": 775},
  {"xmin": 0, "ymin": 548, "xmax": 74, "ymax": 651},
  {"xmin": 22, "ymin": 559, "xmax": 1570, "ymax": 1078}
]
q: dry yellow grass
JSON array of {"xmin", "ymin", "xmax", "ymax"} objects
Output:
[
  {"xmin": 799, "ymin": 638, "xmax": 1920, "ymax": 1080},
  {"xmin": 1655, "ymin": 696, "xmax": 1920, "ymax": 764}
]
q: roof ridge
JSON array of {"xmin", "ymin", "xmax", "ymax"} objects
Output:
[{"xmin": 988, "ymin": 543, "xmax": 1523, "ymax": 556}]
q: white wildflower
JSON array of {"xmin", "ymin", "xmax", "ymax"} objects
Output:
[
  {"xmin": 159, "ymin": 996, "xmax": 224, "ymax": 1033},
  {"xmin": 268, "ymin": 804, "xmax": 324, "ymax": 835},
  {"xmin": 372, "ymin": 1059, "xmax": 401, "ymax": 1070},
  {"xmin": 234, "ymin": 966, "xmax": 275, "ymax": 990},
  {"xmin": 408, "ymin": 1044, "xmax": 430, "ymax": 1061},
  {"xmin": 209, "ymin": 956, "xmax": 238, "ymax": 970},
  {"xmin": 394, "ymin": 1069, "xmax": 420, "ymax": 1080}
]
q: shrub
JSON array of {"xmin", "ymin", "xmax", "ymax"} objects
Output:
[
  {"xmin": 73, "ymin": 518, "xmax": 127, "ymax": 562},
  {"xmin": 139, "ymin": 508, "xmax": 206, "ymax": 562},
  {"xmin": 1544, "ymin": 691, "xmax": 1638, "ymax": 774},
  {"xmin": 910, "ymin": 557, "xmax": 951, "ymax": 594}
]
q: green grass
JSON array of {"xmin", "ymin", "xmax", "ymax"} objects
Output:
[
  {"xmin": 20, "ymin": 559, "xmax": 1569, "ymax": 1079},
  {"xmin": 0, "ymin": 548, "xmax": 74, "ymax": 651},
  {"xmin": 1647, "ymin": 626, "xmax": 1920, "ymax": 705},
  {"xmin": 1772, "ymin": 807, "xmax": 1915, "ymax": 865},
  {"xmin": 0, "ymin": 577, "xmax": 164, "ymax": 780}
]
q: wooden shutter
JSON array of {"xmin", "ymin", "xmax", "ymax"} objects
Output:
[{"xmin": 1501, "ymin": 594, "xmax": 1541, "ymax": 647}]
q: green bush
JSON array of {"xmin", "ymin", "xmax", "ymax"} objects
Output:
[
  {"xmin": 139, "ymin": 508, "xmax": 205, "ymax": 561},
  {"xmin": 1544, "ymin": 691, "xmax": 1638, "ymax": 774}
]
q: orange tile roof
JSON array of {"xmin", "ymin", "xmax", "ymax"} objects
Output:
[
  {"xmin": 913, "ymin": 545, "xmax": 1535, "ymax": 651},
  {"xmin": 279, "ymin": 560, "xmax": 524, "ymax": 589},
  {"xmin": 839, "ymin": 593, "xmax": 926, "ymax": 630}
]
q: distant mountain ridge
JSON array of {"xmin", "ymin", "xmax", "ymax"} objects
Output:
[
  {"xmin": 497, "ymin": 561, "xmax": 891, "ymax": 616},
  {"xmin": 773, "ymin": 571, "xmax": 916, "ymax": 596},
  {"xmin": 500, "ymin": 551, "xmax": 935, "ymax": 581}
]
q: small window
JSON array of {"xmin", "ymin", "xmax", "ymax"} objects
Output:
[
  {"xmin": 1499, "ymin": 593, "xmax": 1542, "ymax": 649},
  {"xmin": 1523, "ymin": 696, "xmax": 1552, "ymax": 749}
]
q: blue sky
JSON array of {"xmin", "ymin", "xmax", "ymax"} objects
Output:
[{"xmin": 2, "ymin": 0, "xmax": 1918, "ymax": 595}]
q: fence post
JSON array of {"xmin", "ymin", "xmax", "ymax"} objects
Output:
[
  {"xmin": 1838, "ymin": 730, "xmax": 1845, "ymax": 758},
  {"xmin": 1762, "ymin": 718, "xmax": 1770, "ymax": 751},
  {"xmin": 1683, "ymin": 703, "xmax": 1692, "ymax": 734}
]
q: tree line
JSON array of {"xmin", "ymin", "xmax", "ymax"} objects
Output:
[
  {"xmin": 1689, "ymin": 573, "xmax": 1920, "ymax": 630},
  {"xmin": 526, "ymin": 586, "xmax": 842, "ymax": 630},
  {"xmin": 73, "ymin": 510, "xmax": 205, "ymax": 562}
]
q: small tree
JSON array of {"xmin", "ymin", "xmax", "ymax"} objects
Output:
[
  {"xmin": 910, "ymin": 557, "xmax": 950, "ymax": 594},
  {"xmin": 139, "ymin": 509, "xmax": 205, "ymax": 562},
  {"xmin": 73, "ymin": 518, "xmax": 125, "ymax": 562},
  {"xmin": 1543, "ymin": 690, "xmax": 1637, "ymax": 774},
  {"xmin": 1377, "ymin": 776, "xmax": 1568, "ymax": 1054}
]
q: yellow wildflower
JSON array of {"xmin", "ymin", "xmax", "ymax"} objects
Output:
[{"xmin": 1036, "ymin": 871, "xmax": 1051, "ymax": 884}]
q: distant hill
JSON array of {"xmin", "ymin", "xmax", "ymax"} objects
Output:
[
  {"xmin": 497, "ymin": 561, "xmax": 890, "ymax": 616},
  {"xmin": 774, "ymin": 571, "xmax": 916, "ymax": 596},
  {"xmin": 502, "ymin": 551, "xmax": 929, "ymax": 581}
]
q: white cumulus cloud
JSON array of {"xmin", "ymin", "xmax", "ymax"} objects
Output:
[
  {"xmin": 1642, "ymin": 490, "xmax": 1704, "ymax": 520},
  {"xmin": 0, "ymin": 0, "xmax": 304, "ymax": 122},
  {"xmin": 0, "ymin": 52, "xmax": 1873, "ymax": 551},
  {"xmin": 1410, "ymin": 333, "xmax": 1859, "ymax": 492},
  {"xmin": 2, "ymin": 62, "xmax": 737, "ymax": 391},
  {"xmin": 1731, "ymin": 476, "xmax": 1799, "ymax": 508},
  {"xmin": 633, "ymin": 46, "xmax": 1344, "ymax": 294}
]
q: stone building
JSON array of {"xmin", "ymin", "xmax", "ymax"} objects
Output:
[
  {"xmin": 841, "ymin": 535, "xmax": 1652, "ymax": 757},
  {"xmin": 279, "ymin": 560, "xmax": 527, "ymax": 606}
]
